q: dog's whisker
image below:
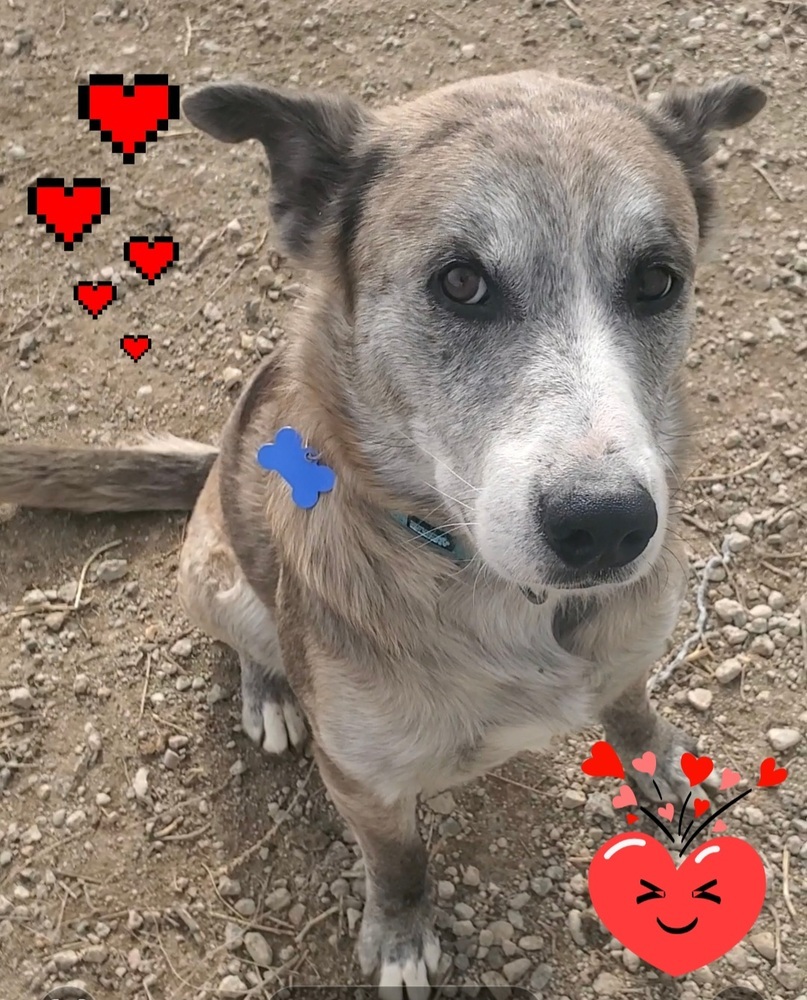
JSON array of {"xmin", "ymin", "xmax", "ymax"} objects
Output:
[{"xmin": 401, "ymin": 432, "xmax": 481, "ymax": 494}]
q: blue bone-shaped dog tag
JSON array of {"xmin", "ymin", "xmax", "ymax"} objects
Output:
[{"xmin": 256, "ymin": 427, "xmax": 336, "ymax": 509}]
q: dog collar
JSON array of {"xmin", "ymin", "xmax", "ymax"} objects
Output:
[
  {"xmin": 390, "ymin": 512, "xmax": 471, "ymax": 563},
  {"xmin": 257, "ymin": 427, "xmax": 539, "ymax": 600}
]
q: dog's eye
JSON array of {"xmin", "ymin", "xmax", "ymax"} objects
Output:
[
  {"xmin": 633, "ymin": 265, "xmax": 677, "ymax": 304},
  {"xmin": 438, "ymin": 264, "xmax": 489, "ymax": 306}
]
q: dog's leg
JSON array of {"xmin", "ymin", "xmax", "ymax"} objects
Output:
[
  {"xmin": 316, "ymin": 747, "xmax": 440, "ymax": 997},
  {"xmin": 178, "ymin": 469, "xmax": 307, "ymax": 754},
  {"xmin": 600, "ymin": 674, "xmax": 718, "ymax": 807}
]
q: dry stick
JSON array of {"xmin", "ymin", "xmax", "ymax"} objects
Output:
[
  {"xmin": 679, "ymin": 788, "xmax": 752, "ymax": 856},
  {"xmin": 295, "ymin": 903, "xmax": 339, "ymax": 944},
  {"xmin": 561, "ymin": 0, "xmax": 583, "ymax": 16},
  {"xmin": 183, "ymin": 15, "xmax": 193, "ymax": 56},
  {"xmin": 690, "ymin": 451, "xmax": 770, "ymax": 483},
  {"xmin": 751, "ymin": 161, "xmax": 785, "ymax": 201},
  {"xmin": 137, "ymin": 650, "xmax": 152, "ymax": 724},
  {"xmin": 74, "ymin": 539, "xmax": 123, "ymax": 609},
  {"xmin": 626, "ymin": 65, "xmax": 641, "ymax": 101},
  {"xmin": 208, "ymin": 911, "xmax": 296, "ymax": 937},
  {"xmin": 782, "ymin": 847, "xmax": 797, "ymax": 921},
  {"xmin": 219, "ymin": 759, "xmax": 316, "ymax": 875},
  {"xmin": 768, "ymin": 901, "xmax": 783, "ymax": 973}
]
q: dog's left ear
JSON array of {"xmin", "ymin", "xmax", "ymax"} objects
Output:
[
  {"xmin": 182, "ymin": 82, "xmax": 373, "ymax": 260},
  {"xmin": 647, "ymin": 76, "xmax": 766, "ymax": 240},
  {"xmin": 653, "ymin": 76, "xmax": 767, "ymax": 149}
]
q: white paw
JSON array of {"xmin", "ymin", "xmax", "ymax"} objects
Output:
[
  {"xmin": 239, "ymin": 658, "xmax": 307, "ymax": 755},
  {"xmin": 358, "ymin": 906, "xmax": 440, "ymax": 998}
]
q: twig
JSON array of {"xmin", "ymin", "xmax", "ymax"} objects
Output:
[
  {"xmin": 800, "ymin": 596, "xmax": 807, "ymax": 678},
  {"xmin": 626, "ymin": 65, "xmax": 640, "ymax": 101},
  {"xmin": 55, "ymin": 0, "xmax": 67, "ymax": 36},
  {"xmin": 208, "ymin": 912, "xmax": 295, "ymax": 936},
  {"xmin": 487, "ymin": 772, "xmax": 543, "ymax": 796},
  {"xmin": 761, "ymin": 560, "xmax": 794, "ymax": 581},
  {"xmin": 242, "ymin": 952, "xmax": 306, "ymax": 998},
  {"xmin": 162, "ymin": 824, "xmax": 211, "ymax": 844},
  {"xmin": 74, "ymin": 539, "xmax": 123, "ymax": 609},
  {"xmin": 219, "ymin": 759, "xmax": 315, "ymax": 874},
  {"xmin": 690, "ymin": 451, "xmax": 770, "ymax": 483},
  {"xmin": 782, "ymin": 847, "xmax": 797, "ymax": 921},
  {"xmin": 561, "ymin": 0, "xmax": 583, "ymax": 16},
  {"xmin": 751, "ymin": 161, "xmax": 785, "ymax": 201},
  {"xmin": 138, "ymin": 651, "xmax": 152, "ymax": 724},
  {"xmin": 183, "ymin": 15, "xmax": 193, "ymax": 56},
  {"xmin": 768, "ymin": 901, "xmax": 783, "ymax": 973},
  {"xmin": 295, "ymin": 904, "xmax": 339, "ymax": 944}
]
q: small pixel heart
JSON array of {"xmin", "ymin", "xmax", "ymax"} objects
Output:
[
  {"xmin": 612, "ymin": 785, "xmax": 637, "ymax": 809},
  {"xmin": 581, "ymin": 741, "xmax": 625, "ymax": 780},
  {"xmin": 120, "ymin": 335, "xmax": 151, "ymax": 362},
  {"xmin": 74, "ymin": 281, "xmax": 117, "ymax": 318},
  {"xmin": 632, "ymin": 752, "xmax": 656, "ymax": 776},
  {"xmin": 713, "ymin": 820, "xmax": 728, "ymax": 833},
  {"xmin": 757, "ymin": 757, "xmax": 788, "ymax": 788},
  {"xmin": 680, "ymin": 752, "xmax": 714, "ymax": 788},
  {"xmin": 693, "ymin": 798, "xmax": 710, "ymax": 818},
  {"xmin": 78, "ymin": 73, "xmax": 180, "ymax": 164},
  {"xmin": 626, "ymin": 813, "xmax": 638, "ymax": 824},
  {"xmin": 719, "ymin": 768, "xmax": 742, "ymax": 791},
  {"xmin": 28, "ymin": 177, "xmax": 110, "ymax": 250},
  {"xmin": 124, "ymin": 236, "xmax": 179, "ymax": 284},
  {"xmin": 657, "ymin": 803, "xmax": 674, "ymax": 821}
]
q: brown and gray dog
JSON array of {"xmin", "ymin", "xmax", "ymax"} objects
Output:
[{"xmin": 0, "ymin": 69, "xmax": 765, "ymax": 995}]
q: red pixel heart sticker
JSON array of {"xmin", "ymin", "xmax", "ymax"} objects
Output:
[
  {"xmin": 589, "ymin": 832, "xmax": 766, "ymax": 976},
  {"xmin": 680, "ymin": 752, "xmax": 714, "ymax": 787},
  {"xmin": 78, "ymin": 74, "xmax": 181, "ymax": 164},
  {"xmin": 74, "ymin": 281, "xmax": 117, "ymax": 319},
  {"xmin": 120, "ymin": 335, "xmax": 152, "ymax": 363},
  {"xmin": 28, "ymin": 178, "xmax": 110, "ymax": 251},
  {"xmin": 123, "ymin": 236, "xmax": 179, "ymax": 284},
  {"xmin": 757, "ymin": 757, "xmax": 788, "ymax": 787}
]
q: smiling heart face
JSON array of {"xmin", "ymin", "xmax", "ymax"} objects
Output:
[{"xmin": 588, "ymin": 833, "xmax": 767, "ymax": 976}]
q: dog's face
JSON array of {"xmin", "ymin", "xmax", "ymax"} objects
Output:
[{"xmin": 184, "ymin": 72, "xmax": 765, "ymax": 595}]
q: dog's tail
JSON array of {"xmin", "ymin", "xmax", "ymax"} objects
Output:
[{"xmin": 0, "ymin": 435, "xmax": 218, "ymax": 513}]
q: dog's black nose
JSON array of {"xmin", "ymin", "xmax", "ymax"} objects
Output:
[{"xmin": 542, "ymin": 486, "xmax": 658, "ymax": 572}]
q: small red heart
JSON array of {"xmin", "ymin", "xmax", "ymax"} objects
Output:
[
  {"xmin": 757, "ymin": 757, "xmax": 788, "ymax": 788},
  {"xmin": 74, "ymin": 281, "xmax": 117, "ymax": 319},
  {"xmin": 626, "ymin": 813, "xmax": 638, "ymax": 824},
  {"xmin": 680, "ymin": 752, "xmax": 714, "ymax": 787},
  {"xmin": 120, "ymin": 335, "xmax": 152, "ymax": 362},
  {"xmin": 581, "ymin": 741, "xmax": 625, "ymax": 780},
  {"xmin": 693, "ymin": 798, "xmax": 710, "ymax": 818},
  {"xmin": 78, "ymin": 73, "xmax": 180, "ymax": 164},
  {"xmin": 28, "ymin": 177, "xmax": 110, "ymax": 250},
  {"xmin": 589, "ymin": 832, "xmax": 767, "ymax": 976},
  {"xmin": 124, "ymin": 236, "xmax": 179, "ymax": 284}
]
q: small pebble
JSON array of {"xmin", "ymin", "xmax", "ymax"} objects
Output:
[
  {"xmin": 767, "ymin": 727, "xmax": 802, "ymax": 752},
  {"xmin": 687, "ymin": 688, "xmax": 713, "ymax": 712}
]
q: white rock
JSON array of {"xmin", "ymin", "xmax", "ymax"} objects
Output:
[
  {"xmin": 133, "ymin": 766, "xmax": 149, "ymax": 800},
  {"xmin": 687, "ymin": 688, "xmax": 713, "ymax": 712},
  {"xmin": 767, "ymin": 728, "xmax": 802, "ymax": 752},
  {"xmin": 222, "ymin": 366, "xmax": 243, "ymax": 390},
  {"xmin": 244, "ymin": 931, "xmax": 272, "ymax": 967},
  {"xmin": 715, "ymin": 658, "xmax": 743, "ymax": 684},
  {"xmin": 561, "ymin": 788, "xmax": 586, "ymax": 809},
  {"xmin": 8, "ymin": 687, "xmax": 33, "ymax": 710}
]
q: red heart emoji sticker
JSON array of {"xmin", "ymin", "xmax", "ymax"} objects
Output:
[
  {"xmin": 28, "ymin": 178, "xmax": 111, "ymax": 251},
  {"xmin": 78, "ymin": 73, "xmax": 181, "ymax": 164},
  {"xmin": 124, "ymin": 236, "xmax": 179, "ymax": 284},
  {"xmin": 581, "ymin": 741, "xmax": 625, "ymax": 780},
  {"xmin": 693, "ymin": 798, "xmax": 710, "ymax": 818},
  {"xmin": 120, "ymin": 335, "xmax": 152, "ymax": 362},
  {"xmin": 757, "ymin": 757, "xmax": 788, "ymax": 788},
  {"xmin": 589, "ymin": 832, "xmax": 766, "ymax": 976},
  {"xmin": 626, "ymin": 813, "xmax": 639, "ymax": 825},
  {"xmin": 680, "ymin": 752, "xmax": 714, "ymax": 787},
  {"xmin": 74, "ymin": 281, "xmax": 117, "ymax": 319}
]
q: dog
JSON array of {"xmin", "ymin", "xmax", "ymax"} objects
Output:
[{"xmin": 0, "ymin": 69, "xmax": 765, "ymax": 995}]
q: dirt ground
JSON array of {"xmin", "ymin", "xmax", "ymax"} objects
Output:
[{"xmin": 1, "ymin": 0, "xmax": 806, "ymax": 998}]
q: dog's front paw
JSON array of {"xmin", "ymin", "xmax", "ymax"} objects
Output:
[
  {"xmin": 611, "ymin": 717, "xmax": 720, "ymax": 809},
  {"xmin": 358, "ymin": 901, "xmax": 441, "ymax": 999},
  {"xmin": 239, "ymin": 656, "xmax": 307, "ymax": 755}
]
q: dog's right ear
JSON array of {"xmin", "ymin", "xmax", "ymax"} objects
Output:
[{"xmin": 182, "ymin": 83, "xmax": 371, "ymax": 260}]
